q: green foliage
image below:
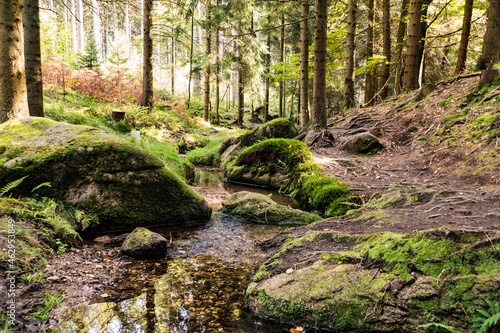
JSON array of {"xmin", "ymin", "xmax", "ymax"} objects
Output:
[
  {"xmin": 442, "ymin": 110, "xmax": 468, "ymax": 122},
  {"xmin": 472, "ymin": 300, "xmax": 500, "ymax": 333},
  {"xmin": 0, "ymin": 176, "xmax": 28, "ymax": 196},
  {"xmin": 187, "ymin": 129, "xmax": 247, "ymax": 166},
  {"xmin": 31, "ymin": 292, "xmax": 67, "ymax": 320},
  {"xmin": 20, "ymin": 271, "xmax": 46, "ymax": 284},
  {"xmin": 417, "ymin": 322, "xmax": 461, "ymax": 333},
  {"xmin": 78, "ymin": 41, "xmax": 100, "ymax": 69},
  {"xmin": 301, "ymin": 176, "xmax": 351, "ymax": 217}
]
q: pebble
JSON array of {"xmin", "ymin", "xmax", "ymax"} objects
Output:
[{"xmin": 47, "ymin": 276, "xmax": 60, "ymax": 282}]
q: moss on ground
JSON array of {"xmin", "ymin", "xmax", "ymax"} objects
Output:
[{"xmin": 248, "ymin": 228, "xmax": 500, "ymax": 331}]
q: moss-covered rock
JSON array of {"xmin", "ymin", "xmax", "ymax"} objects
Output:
[
  {"xmin": 0, "ymin": 117, "xmax": 211, "ymax": 232},
  {"xmin": 220, "ymin": 191, "xmax": 316, "ymax": 225},
  {"xmin": 220, "ymin": 118, "xmax": 298, "ymax": 167},
  {"xmin": 120, "ymin": 227, "xmax": 168, "ymax": 259},
  {"xmin": 247, "ymin": 227, "xmax": 500, "ymax": 332}
]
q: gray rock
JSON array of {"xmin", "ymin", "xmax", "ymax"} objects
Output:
[
  {"xmin": 342, "ymin": 132, "xmax": 383, "ymax": 154},
  {"xmin": 120, "ymin": 228, "xmax": 168, "ymax": 259}
]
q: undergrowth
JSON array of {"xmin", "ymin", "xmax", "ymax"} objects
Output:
[{"xmin": 187, "ymin": 129, "xmax": 247, "ymax": 166}]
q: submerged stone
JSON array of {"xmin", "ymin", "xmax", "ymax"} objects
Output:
[
  {"xmin": 0, "ymin": 117, "xmax": 212, "ymax": 232},
  {"xmin": 120, "ymin": 227, "xmax": 168, "ymax": 259},
  {"xmin": 220, "ymin": 191, "xmax": 313, "ymax": 225}
]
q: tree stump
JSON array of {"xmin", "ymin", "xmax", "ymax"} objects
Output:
[
  {"xmin": 478, "ymin": 69, "xmax": 500, "ymax": 89},
  {"xmin": 112, "ymin": 110, "xmax": 126, "ymax": 121}
]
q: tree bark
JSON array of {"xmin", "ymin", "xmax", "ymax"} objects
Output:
[
  {"xmin": 417, "ymin": 0, "xmax": 433, "ymax": 85},
  {"xmin": 92, "ymin": 0, "xmax": 101, "ymax": 61},
  {"xmin": 364, "ymin": 0, "xmax": 374, "ymax": 106},
  {"xmin": 402, "ymin": 0, "xmax": 423, "ymax": 92},
  {"xmin": 300, "ymin": 0, "xmax": 310, "ymax": 127},
  {"xmin": 0, "ymin": 0, "xmax": 29, "ymax": 123},
  {"xmin": 264, "ymin": 22, "xmax": 271, "ymax": 123},
  {"xmin": 171, "ymin": 26, "xmax": 175, "ymax": 95},
  {"xmin": 279, "ymin": 14, "xmax": 285, "ymax": 118},
  {"xmin": 78, "ymin": 0, "xmax": 84, "ymax": 53},
  {"xmin": 394, "ymin": 0, "xmax": 408, "ymax": 94},
  {"xmin": 187, "ymin": 13, "xmax": 194, "ymax": 108},
  {"xmin": 71, "ymin": 0, "xmax": 77, "ymax": 53},
  {"xmin": 203, "ymin": 0, "xmax": 211, "ymax": 123},
  {"xmin": 343, "ymin": 0, "xmax": 356, "ymax": 109},
  {"xmin": 23, "ymin": 0, "xmax": 44, "ymax": 117},
  {"xmin": 380, "ymin": 0, "xmax": 391, "ymax": 100},
  {"xmin": 455, "ymin": 0, "xmax": 473, "ymax": 75},
  {"xmin": 477, "ymin": 0, "xmax": 500, "ymax": 69},
  {"xmin": 125, "ymin": 0, "xmax": 130, "ymax": 53},
  {"xmin": 237, "ymin": 27, "xmax": 244, "ymax": 125},
  {"xmin": 215, "ymin": 0, "xmax": 221, "ymax": 123},
  {"xmin": 313, "ymin": 0, "xmax": 328, "ymax": 128},
  {"xmin": 141, "ymin": 0, "xmax": 154, "ymax": 108}
]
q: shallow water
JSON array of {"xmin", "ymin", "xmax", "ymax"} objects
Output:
[{"xmin": 53, "ymin": 170, "xmax": 306, "ymax": 332}]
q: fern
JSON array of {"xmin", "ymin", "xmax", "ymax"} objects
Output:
[
  {"xmin": 418, "ymin": 322, "xmax": 461, "ymax": 333},
  {"xmin": 472, "ymin": 300, "xmax": 500, "ymax": 333},
  {"xmin": 31, "ymin": 182, "xmax": 51, "ymax": 193},
  {"xmin": 0, "ymin": 176, "xmax": 28, "ymax": 196}
]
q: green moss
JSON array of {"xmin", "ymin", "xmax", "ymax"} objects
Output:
[
  {"xmin": 442, "ymin": 110, "xmax": 468, "ymax": 123},
  {"xmin": 187, "ymin": 129, "xmax": 247, "ymax": 166}
]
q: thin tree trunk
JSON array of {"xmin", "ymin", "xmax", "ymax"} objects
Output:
[
  {"xmin": 215, "ymin": 0, "xmax": 221, "ymax": 123},
  {"xmin": 78, "ymin": 0, "xmax": 84, "ymax": 53},
  {"xmin": 237, "ymin": 29, "xmax": 244, "ymax": 125},
  {"xmin": 92, "ymin": 0, "xmax": 101, "ymax": 61},
  {"xmin": 171, "ymin": 27, "xmax": 175, "ymax": 95},
  {"xmin": 141, "ymin": 0, "xmax": 154, "ymax": 108},
  {"xmin": 279, "ymin": 14, "xmax": 285, "ymax": 118},
  {"xmin": 71, "ymin": 0, "xmax": 77, "ymax": 53},
  {"xmin": 403, "ymin": 0, "xmax": 423, "ymax": 92},
  {"xmin": 417, "ymin": 0, "xmax": 433, "ymax": 85},
  {"xmin": 0, "ymin": 0, "xmax": 29, "ymax": 123},
  {"xmin": 203, "ymin": 0, "xmax": 211, "ymax": 123},
  {"xmin": 300, "ymin": 0, "xmax": 310, "ymax": 127},
  {"xmin": 343, "ymin": 0, "xmax": 356, "ymax": 109},
  {"xmin": 394, "ymin": 0, "xmax": 408, "ymax": 94},
  {"xmin": 478, "ymin": 0, "xmax": 500, "ymax": 69},
  {"xmin": 313, "ymin": 0, "xmax": 328, "ymax": 128},
  {"xmin": 187, "ymin": 13, "xmax": 194, "ymax": 108},
  {"xmin": 264, "ymin": 17, "xmax": 271, "ymax": 123},
  {"xmin": 23, "ymin": 0, "xmax": 44, "ymax": 117},
  {"xmin": 380, "ymin": 0, "xmax": 391, "ymax": 100},
  {"xmin": 364, "ymin": 0, "xmax": 374, "ymax": 106},
  {"xmin": 455, "ymin": 0, "xmax": 473, "ymax": 75}
]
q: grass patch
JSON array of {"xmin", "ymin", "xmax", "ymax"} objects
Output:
[
  {"xmin": 187, "ymin": 129, "xmax": 247, "ymax": 166},
  {"xmin": 31, "ymin": 292, "xmax": 67, "ymax": 320}
]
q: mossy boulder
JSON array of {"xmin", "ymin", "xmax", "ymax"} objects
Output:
[
  {"xmin": 224, "ymin": 138, "xmax": 314, "ymax": 189},
  {"xmin": 0, "ymin": 117, "xmax": 211, "ymax": 232},
  {"xmin": 247, "ymin": 226, "xmax": 500, "ymax": 332},
  {"xmin": 120, "ymin": 227, "xmax": 168, "ymax": 259},
  {"xmin": 342, "ymin": 132, "xmax": 383, "ymax": 154},
  {"xmin": 220, "ymin": 118, "xmax": 298, "ymax": 166},
  {"xmin": 220, "ymin": 191, "xmax": 314, "ymax": 225}
]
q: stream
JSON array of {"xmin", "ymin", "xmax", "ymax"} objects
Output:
[{"xmin": 52, "ymin": 168, "xmax": 303, "ymax": 332}]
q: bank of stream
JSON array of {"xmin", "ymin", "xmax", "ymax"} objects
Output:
[{"xmin": 51, "ymin": 168, "xmax": 308, "ymax": 332}]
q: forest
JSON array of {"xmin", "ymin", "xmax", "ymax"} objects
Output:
[{"xmin": 1, "ymin": 0, "xmax": 500, "ymax": 332}]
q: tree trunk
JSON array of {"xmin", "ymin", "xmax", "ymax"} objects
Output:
[
  {"xmin": 343, "ymin": 0, "xmax": 356, "ymax": 109},
  {"xmin": 364, "ymin": 0, "xmax": 374, "ymax": 106},
  {"xmin": 300, "ymin": 0, "xmax": 310, "ymax": 127},
  {"xmin": 187, "ymin": 13, "xmax": 194, "ymax": 108},
  {"xmin": 380, "ymin": 0, "xmax": 391, "ymax": 100},
  {"xmin": 237, "ymin": 65, "xmax": 244, "ymax": 125},
  {"xmin": 402, "ymin": 0, "xmax": 423, "ymax": 92},
  {"xmin": 171, "ymin": 27, "xmax": 175, "ymax": 95},
  {"xmin": 0, "ymin": 0, "xmax": 29, "ymax": 123},
  {"xmin": 313, "ymin": 0, "xmax": 328, "ymax": 128},
  {"xmin": 92, "ymin": 0, "xmax": 101, "ymax": 61},
  {"xmin": 477, "ymin": 0, "xmax": 500, "ymax": 69},
  {"xmin": 417, "ymin": 0, "xmax": 433, "ymax": 85},
  {"xmin": 455, "ymin": 0, "xmax": 473, "ymax": 75},
  {"xmin": 23, "ymin": 0, "xmax": 44, "ymax": 117},
  {"xmin": 394, "ymin": 0, "xmax": 408, "ymax": 94},
  {"xmin": 125, "ymin": 0, "xmax": 130, "ymax": 53},
  {"xmin": 141, "ymin": 0, "xmax": 154, "ymax": 108},
  {"xmin": 279, "ymin": 14, "xmax": 285, "ymax": 118},
  {"xmin": 203, "ymin": 0, "xmax": 211, "ymax": 123},
  {"xmin": 264, "ymin": 23, "xmax": 270, "ymax": 123},
  {"xmin": 215, "ymin": 0, "xmax": 221, "ymax": 123},
  {"xmin": 78, "ymin": 0, "xmax": 84, "ymax": 53},
  {"xmin": 71, "ymin": 0, "xmax": 77, "ymax": 53}
]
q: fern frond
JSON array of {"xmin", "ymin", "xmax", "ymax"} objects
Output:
[
  {"xmin": 0, "ymin": 176, "xmax": 28, "ymax": 196},
  {"xmin": 417, "ymin": 322, "xmax": 461, "ymax": 333},
  {"xmin": 32, "ymin": 182, "xmax": 51, "ymax": 193}
]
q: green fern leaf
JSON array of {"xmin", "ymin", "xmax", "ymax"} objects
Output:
[
  {"xmin": 32, "ymin": 182, "xmax": 51, "ymax": 193},
  {"xmin": 418, "ymin": 322, "xmax": 461, "ymax": 333},
  {"xmin": 0, "ymin": 176, "xmax": 28, "ymax": 196}
]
